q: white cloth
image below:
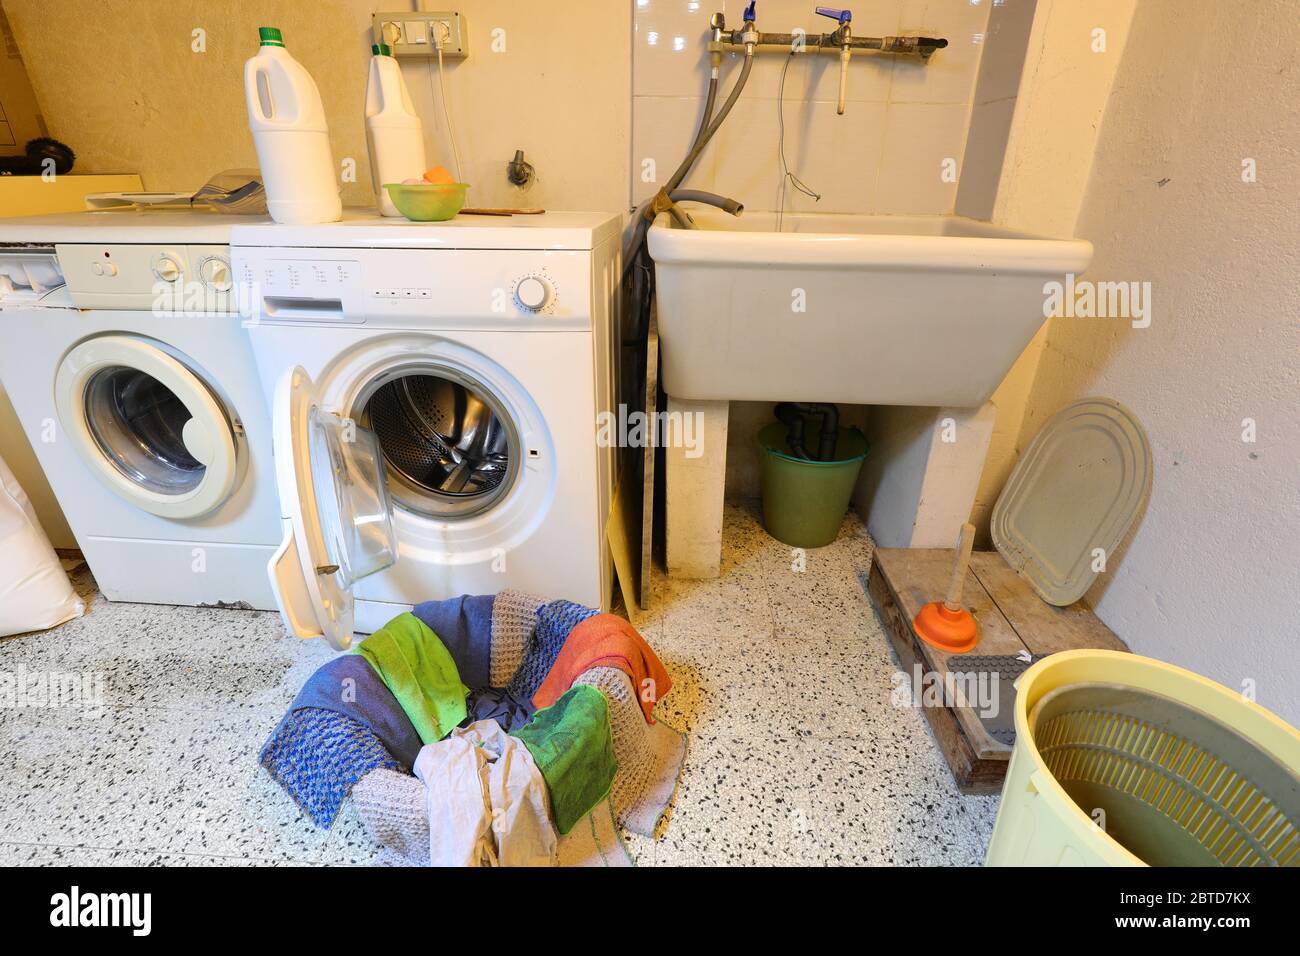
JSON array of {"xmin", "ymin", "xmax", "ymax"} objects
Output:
[
  {"xmin": 0, "ymin": 453, "xmax": 83, "ymax": 637},
  {"xmin": 412, "ymin": 718, "xmax": 556, "ymax": 867}
]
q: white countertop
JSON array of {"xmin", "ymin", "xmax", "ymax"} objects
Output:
[{"xmin": 230, "ymin": 209, "xmax": 624, "ymax": 251}]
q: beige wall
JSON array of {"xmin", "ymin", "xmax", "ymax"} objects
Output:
[
  {"xmin": 1018, "ymin": 0, "xmax": 1300, "ymax": 723},
  {"xmin": 0, "ymin": 4, "xmax": 45, "ymax": 154},
  {"xmin": 1, "ymin": 0, "xmax": 631, "ymax": 213}
]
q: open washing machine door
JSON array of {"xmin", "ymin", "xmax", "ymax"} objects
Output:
[{"xmin": 268, "ymin": 366, "xmax": 397, "ymax": 649}]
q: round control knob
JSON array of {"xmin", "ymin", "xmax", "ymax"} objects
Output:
[
  {"xmin": 152, "ymin": 255, "xmax": 182, "ymax": 283},
  {"xmin": 200, "ymin": 256, "xmax": 232, "ymax": 292},
  {"xmin": 516, "ymin": 276, "xmax": 551, "ymax": 311}
]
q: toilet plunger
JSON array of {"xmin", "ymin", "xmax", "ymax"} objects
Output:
[{"xmin": 913, "ymin": 523, "xmax": 979, "ymax": 653}]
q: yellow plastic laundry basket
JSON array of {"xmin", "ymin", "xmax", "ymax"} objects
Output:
[{"xmin": 986, "ymin": 650, "xmax": 1300, "ymax": 866}]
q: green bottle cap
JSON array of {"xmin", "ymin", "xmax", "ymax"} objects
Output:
[
  {"xmin": 259, "ymin": 27, "xmax": 284, "ymax": 47},
  {"xmin": 372, "ymin": 43, "xmax": 392, "ymax": 56}
]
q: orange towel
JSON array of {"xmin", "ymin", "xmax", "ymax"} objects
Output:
[{"xmin": 531, "ymin": 613, "xmax": 671, "ymax": 724}]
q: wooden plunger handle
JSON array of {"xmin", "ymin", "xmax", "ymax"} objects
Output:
[{"xmin": 943, "ymin": 523, "xmax": 976, "ymax": 611}]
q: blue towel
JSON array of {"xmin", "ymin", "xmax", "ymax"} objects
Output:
[
  {"xmin": 258, "ymin": 708, "xmax": 402, "ymax": 828},
  {"xmin": 464, "ymin": 686, "xmax": 535, "ymax": 733},
  {"xmin": 414, "ymin": 593, "xmax": 542, "ymax": 731},
  {"xmin": 288, "ymin": 654, "xmax": 423, "ymax": 768},
  {"xmin": 506, "ymin": 599, "xmax": 599, "ymax": 703},
  {"xmin": 411, "ymin": 594, "xmax": 495, "ymax": 690}
]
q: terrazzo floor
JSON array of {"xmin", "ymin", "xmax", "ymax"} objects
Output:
[{"xmin": 0, "ymin": 499, "xmax": 999, "ymax": 866}]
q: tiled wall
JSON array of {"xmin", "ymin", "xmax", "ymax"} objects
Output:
[{"xmin": 632, "ymin": 0, "xmax": 995, "ymax": 215}]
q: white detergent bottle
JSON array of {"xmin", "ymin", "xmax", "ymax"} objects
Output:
[
  {"xmin": 365, "ymin": 43, "xmax": 426, "ymax": 217},
  {"xmin": 244, "ymin": 26, "xmax": 342, "ymax": 225}
]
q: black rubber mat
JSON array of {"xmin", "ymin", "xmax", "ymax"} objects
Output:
[{"xmin": 947, "ymin": 654, "xmax": 1048, "ymax": 745}]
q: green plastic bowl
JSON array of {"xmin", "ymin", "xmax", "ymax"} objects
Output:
[{"xmin": 383, "ymin": 182, "xmax": 469, "ymax": 221}]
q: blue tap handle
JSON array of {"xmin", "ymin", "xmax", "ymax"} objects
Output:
[
  {"xmin": 743, "ymin": 1, "xmax": 757, "ymax": 23},
  {"xmin": 815, "ymin": 6, "xmax": 852, "ymax": 25}
]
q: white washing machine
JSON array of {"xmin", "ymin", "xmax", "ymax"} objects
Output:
[
  {"xmin": 0, "ymin": 209, "xmax": 283, "ymax": 609},
  {"xmin": 232, "ymin": 212, "xmax": 621, "ymax": 648}
]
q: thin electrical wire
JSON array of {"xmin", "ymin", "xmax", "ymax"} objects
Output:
[
  {"xmin": 432, "ymin": 34, "xmax": 463, "ymax": 182},
  {"xmin": 776, "ymin": 50, "xmax": 822, "ymax": 232}
]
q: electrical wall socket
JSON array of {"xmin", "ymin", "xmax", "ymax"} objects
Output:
[{"xmin": 372, "ymin": 11, "xmax": 467, "ymax": 58}]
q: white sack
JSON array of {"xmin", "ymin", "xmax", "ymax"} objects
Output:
[{"xmin": 0, "ymin": 453, "xmax": 84, "ymax": 637}]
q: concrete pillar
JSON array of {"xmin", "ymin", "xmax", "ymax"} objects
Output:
[
  {"xmin": 854, "ymin": 402, "xmax": 997, "ymax": 548},
  {"xmin": 664, "ymin": 397, "xmax": 728, "ymax": 578}
]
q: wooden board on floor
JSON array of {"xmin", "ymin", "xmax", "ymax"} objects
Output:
[
  {"xmin": 868, "ymin": 547, "xmax": 1127, "ymax": 795},
  {"xmin": 868, "ymin": 561, "xmax": 1013, "ymax": 795},
  {"xmin": 873, "ymin": 549, "xmax": 1019, "ymax": 756},
  {"xmin": 968, "ymin": 551, "xmax": 1128, "ymax": 656},
  {"xmin": 608, "ymin": 275, "xmax": 660, "ymax": 614}
]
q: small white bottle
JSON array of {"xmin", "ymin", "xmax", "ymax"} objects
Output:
[
  {"xmin": 365, "ymin": 43, "xmax": 427, "ymax": 217},
  {"xmin": 244, "ymin": 27, "xmax": 342, "ymax": 225}
]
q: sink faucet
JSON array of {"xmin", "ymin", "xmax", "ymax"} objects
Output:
[
  {"xmin": 706, "ymin": 3, "xmax": 949, "ymax": 114},
  {"xmin": 741, "ymin": 1, "xmax": 759, "ymax": 55},
  {"xmin": 816, "ymin": 6, "xmax": 853, "ymax": 114}
]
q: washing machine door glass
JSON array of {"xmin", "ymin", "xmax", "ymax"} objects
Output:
[
  {"xmin": 308, "ymin": 405, "xmax": 398, "ymax": 588},
  {"xmin": 84, "ymin": 367, "xmax": 205, "ymax": 494},
  {"xmin": 269, "ymin": 365, "xmax": 396, "ymax": 650},
  {"xmin": 359, "ymin": 366, "xmax": 521, "ymax": 519},
  {"xmin": 55, "ymin": 335, "xmax": 239, "ymax": 519}
]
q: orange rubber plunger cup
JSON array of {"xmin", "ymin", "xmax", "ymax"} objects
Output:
[{"xmin": 913, "ymin": 523, "xmax": 979, "ymax": 653}]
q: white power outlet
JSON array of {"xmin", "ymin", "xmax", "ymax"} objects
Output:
[{"xmin": 373, "ymin": 11, "xmax": 467, "ymax": 58}]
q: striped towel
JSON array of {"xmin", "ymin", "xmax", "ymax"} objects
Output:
[{"xmin": 259, "ymin": 707, "xmax": 402, "ymax": 828}]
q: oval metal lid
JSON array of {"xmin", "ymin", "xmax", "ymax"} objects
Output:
[{"xmin": 992, "ymin": 397, "xmax": 1151, "ymax": 607}]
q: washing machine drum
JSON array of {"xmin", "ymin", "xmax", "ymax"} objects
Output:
[
  {"xmin": 361, "ymin": 369, "xmax": 519, "ymax": 519},
  {"xmin": 55, "ymin": 335, "xmax": 239, "ymax": 519}
]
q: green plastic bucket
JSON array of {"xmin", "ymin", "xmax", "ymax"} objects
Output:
[{"xmin": 757, "ymin": 422, "xmax": 868, "ymax": 548}]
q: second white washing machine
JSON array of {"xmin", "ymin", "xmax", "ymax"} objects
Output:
[
  {"xmin": 232, "ymin": 212, "xmax": 620, "ymax": 648},
  {"xmin": 0, "ymin": 209, "xmax": 282, "ymax": 610}
]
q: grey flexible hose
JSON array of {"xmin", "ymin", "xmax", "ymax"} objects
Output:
[
  {"xmin": 666, "ymin": 52, "xmax": 754, "ymax": 194},
  {"xmin": 620, "ymin": 71, "xmax": 721, "ymax": 283},
  {"xmin": 692, "ymin": 73, "xmax": 719, "ymax": 152},
  {"xmin": 621, "ymin": 56, "xmax": 751, "ymax": 282},
  {"xmin": 667, "ymin": 203, "xmax": 693, "ymax": 229},
  {"xmin": 670, "ymin": 189, "xmax": 744, "ymax": 216},
  {"xmin": 621, "ymin": 50, "xmax": 753, "ymax": 344}
]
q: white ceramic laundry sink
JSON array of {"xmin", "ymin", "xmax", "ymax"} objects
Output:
[{"xmin": 648, "ymin": 210, "xmax": 1092, "ymax": 407}]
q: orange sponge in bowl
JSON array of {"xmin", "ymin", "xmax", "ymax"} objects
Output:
[{"xmin": 422, "ymin": 165, "xmax": 457, "ymax": 185}]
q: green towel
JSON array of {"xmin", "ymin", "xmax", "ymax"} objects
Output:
[
  {"xmin": 512, "ymin": 684, "xmax": 617, "ymax": 835},
  {"xmin": 350, "ymin": 612, "xmax": 469, "ymax": 744}
]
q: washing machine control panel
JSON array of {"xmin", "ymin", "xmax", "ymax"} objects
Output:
[
  {"xmin": 54, "ymin": 243, "xmax": 238, "ymax": 312},
  {"xmin": 232, "ymin": 247, "xmax": 592, "ymax": 330}
]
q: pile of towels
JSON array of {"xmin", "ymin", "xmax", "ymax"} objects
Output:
[{"xmin": 259, "ymin": 589, "xmax": 686, "ymax": 867}]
